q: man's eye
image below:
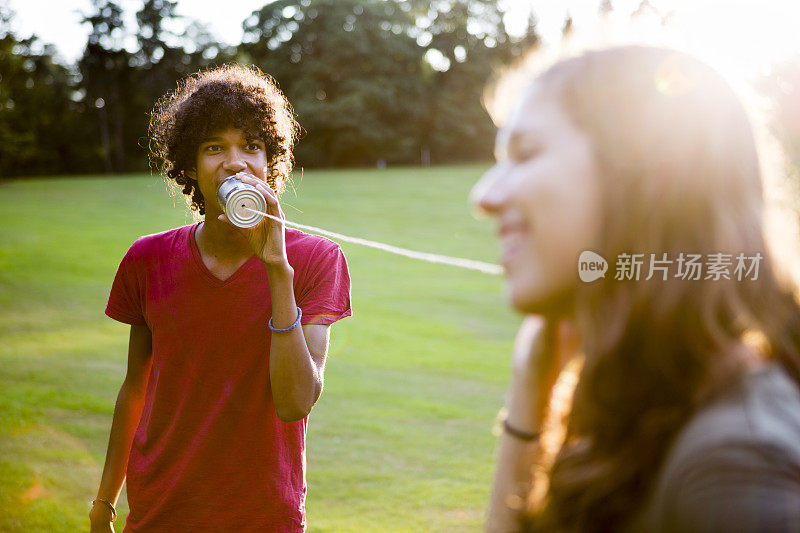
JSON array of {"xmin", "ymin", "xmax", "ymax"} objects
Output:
[
  {"xmin": 246, "ymin": 143, "xmax": 263, "ymax": 151},
  {"xmin": 204, "ymin": 145, "xmax": 222, "ymax": 153}
]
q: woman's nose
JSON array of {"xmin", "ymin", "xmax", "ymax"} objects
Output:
[{"xmin": 470, "ymin": 163, "xmax": 508, "ymax": 216}]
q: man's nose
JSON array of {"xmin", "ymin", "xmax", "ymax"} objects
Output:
[{"xmin": 222, "ymin": 150, "xmax": 247, "ymax": 173}]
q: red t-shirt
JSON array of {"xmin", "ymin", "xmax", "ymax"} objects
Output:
[{"xmin": 105, "ymin": 223, "xmax": 352, "ymax": 532}]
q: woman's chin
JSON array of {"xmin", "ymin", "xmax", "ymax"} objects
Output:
[{"xmin": 508, "ymin": 282, "xmax": 574, "ymax": 317}]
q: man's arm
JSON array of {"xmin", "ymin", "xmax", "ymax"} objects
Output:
[
  {"xmin": 225, "ymin": 174, "xmax": 333, "ymax": 422},
  {"xmin": 90, "ymin": 324, "xmax": 153, "ymax": 531},
  {"xmin": 266, "ymin": 262, "xmax": 330, "ymax": 422}
]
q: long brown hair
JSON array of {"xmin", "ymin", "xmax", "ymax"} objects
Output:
[{"xmin": 514, "ymin": 46, "xmax": 800, "ymax": 531}]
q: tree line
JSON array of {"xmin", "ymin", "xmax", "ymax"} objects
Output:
[
  {"xmin": 2, "ymin": 0, "xmax": 798, "ymax": 179},
  {"xmin": 0, "ymin": 0, "xmax": 539, "ymax": 177}
]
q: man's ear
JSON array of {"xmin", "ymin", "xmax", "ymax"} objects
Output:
[{"xmin": 186, "ymin": 168, "xmax": 196, "ymax": 179}]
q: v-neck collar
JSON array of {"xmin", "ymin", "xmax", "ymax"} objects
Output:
[{"xmin": 188, "ymin": 222, "xmax": 260, "ymax": 286}]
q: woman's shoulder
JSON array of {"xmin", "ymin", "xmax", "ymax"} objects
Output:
[
  {"xmin": 637, "ymin": 363, "xmax": 800, "ymax": 531},
  {"xmin": 674, "ymin": 363, "xmax": 800, "ymax": 463}
]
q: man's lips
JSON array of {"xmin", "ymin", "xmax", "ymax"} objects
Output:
[{"xmin": 216, "ymin": 172, "xmax": 247, "ymax": 187}]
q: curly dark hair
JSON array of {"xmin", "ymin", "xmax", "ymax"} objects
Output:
[{"xmin": 149, "ymin": 64, "xmax": 299, "ymax": 214}]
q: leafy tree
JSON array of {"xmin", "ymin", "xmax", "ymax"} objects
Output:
[
  {"xmin": 241, "ymin": 0, "xmax": 538, "ymax": 167},
  {"xmin": 135, "ymin": 0, "xmax": 179, "ymax": 66},
  {"xmin": 241, "ymin": 0, "xmax": 426, "ymax": 167},
  {"xmin": 409, "ymin": 0, "xmax": 539, "ymax": 163},
  {"xmin": 2, "ymin": 0, "xmax": 542, "ymax": 175},
  {"xmin": 0, "ymin": 3, "xmax": 92, "ymax": 177},
  {"xmin": 131, "ymin": 0, "xmax": 235, "ymax": 171},
  {"xmin": 77, "ymin": 0, "xmax": 236, "ymax": 174},
  {"xmin": 78, "ymin": 0, "xmax": 132, "ymax": 173}
]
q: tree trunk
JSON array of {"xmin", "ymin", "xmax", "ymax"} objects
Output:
[{"xmin": 98, "ymin": 105, "xmax": 113, "ymax": 174}]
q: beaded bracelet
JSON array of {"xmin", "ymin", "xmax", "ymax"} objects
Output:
[
  {"xmin": 502, "ymin": 419, "xmax": 542, "ymax": 442},
  {"xmin": 92, "ymin": 498, "xmax": 117, "ymax": 522},
  {"xmin": 268, "ymin": 306, "xmax": 302, "ymax": 332}
]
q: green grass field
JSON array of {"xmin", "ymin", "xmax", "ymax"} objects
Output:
[{"xmin": 0, "ymin": 165, "xmax": 520, "ymax": 532}]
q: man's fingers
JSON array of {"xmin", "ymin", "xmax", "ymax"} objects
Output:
[
  {"xmin": 229, "ymin": 177, "xmax": 285, "ymax": 235},
  {"xmin": 234, "ymin": 174, "xmax": 281, "ymax": 214}
]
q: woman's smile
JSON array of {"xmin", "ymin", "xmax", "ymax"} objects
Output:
[{"xmin": 498, "ymin": 219, "xmax": 529, "ymax": 270}]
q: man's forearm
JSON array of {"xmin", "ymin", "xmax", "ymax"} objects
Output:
[
  {"xmin": 266, "ymin": 263, "xmax": 322, "ymax": 421},
  {"xmin": 92, "ymin": 380, "xmax": 147, "ymax": 517}
]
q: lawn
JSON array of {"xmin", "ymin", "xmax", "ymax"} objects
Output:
[{"xmin": 0, "ymin": 165, "xmax": 520, "ymax": 532}]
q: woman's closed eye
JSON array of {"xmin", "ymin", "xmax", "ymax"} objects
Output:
[
  {"xmin": 506, "ymin": 133, "xmax": 543, "ymax": 163},
  {"xmin": 509, "ymin": 144, "xmax": 542, "ymax": 163}
]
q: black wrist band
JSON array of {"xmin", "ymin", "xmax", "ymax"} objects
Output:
[{"xmin": 503, "ymin": 419, "xmax": 541, "ymax": 442}]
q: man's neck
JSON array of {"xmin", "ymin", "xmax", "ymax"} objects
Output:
[{"xmin": 195, "ymin": 217, "xmax": 253, "ymax": 264}]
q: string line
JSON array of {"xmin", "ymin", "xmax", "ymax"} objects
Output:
[{"xmin": 243, "ymin": 207, "xmax": 503, "ymax": 276}]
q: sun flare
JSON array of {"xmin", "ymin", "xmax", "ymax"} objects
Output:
[{"xmin": 502, "ymin": 0, "xmax": 800, "ymax": 89}]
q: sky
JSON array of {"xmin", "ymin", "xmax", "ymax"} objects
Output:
[
  {"xmin": 4, "ymin": 0, "xmax": 264, "ymax": 62},
  {"xmin": 4, "ymin": 0, "xmax": 800, "ymax": 83}
]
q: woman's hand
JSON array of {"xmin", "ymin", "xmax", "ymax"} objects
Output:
[
  {"xmin": 506, "ymin": 316, "xmax": 581, "ymax": 432},
  {"xmin": 486, "ymin": 317, "xmax": 581, "ymax": 532},
  {"xmin": 219, "ymin": 173, "xmax": 289, "ymax": 267}
]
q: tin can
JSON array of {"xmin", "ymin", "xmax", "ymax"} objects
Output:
[{"xmin": 216, "ymin": 175, "xmax": 267, "ymax": 228}]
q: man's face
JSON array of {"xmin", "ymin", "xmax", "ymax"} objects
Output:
[{"xmin": 191, "ymin": 127, "xmax": 268, "ymax": 217}]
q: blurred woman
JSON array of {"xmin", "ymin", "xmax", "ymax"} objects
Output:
[{"xmin": 472, "ymin": 46, "xmax": 800, "ymax": 532}]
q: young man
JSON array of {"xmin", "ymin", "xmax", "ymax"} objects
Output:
[{"xmin": 89, "ymin": 65, "xmax": 352, "ymax": 532}]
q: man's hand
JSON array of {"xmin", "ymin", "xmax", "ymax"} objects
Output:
[
  {"xmin": 219, "ymin": 173, "xmax": 288, "ymax": 267},
  {"xmin": 89, "ymin": 521, "xmax": 114, "ymax": 533},
  {"xmin": 89, "ymin": 505, "xmax": 115, "ymax": 533}
]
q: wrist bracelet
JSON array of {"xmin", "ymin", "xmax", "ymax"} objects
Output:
[
  {"xmin": 268, "ymin": 306, "xmax": 302, "ymax": 332},
  {"xmin": 503, "ymin": 419, "xmax": 541, "ymax": 442},
  {"xmin": 92, "ymin": 498, "xmax": 117, "ymax": 522}
]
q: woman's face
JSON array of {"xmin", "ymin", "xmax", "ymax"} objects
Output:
[{"xmin": 472, "ymin": 83, "xmax": 603, "ymax": 314}]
